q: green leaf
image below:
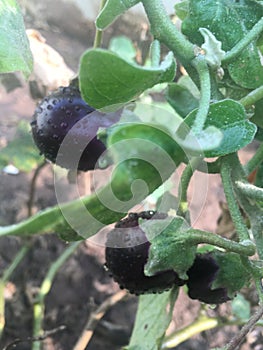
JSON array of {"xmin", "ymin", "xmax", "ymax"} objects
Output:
[
  {"xmin": 212, "ymin": 251, "xmax": 250, "ymax": 298},
  {"xmin": 127, "ymin": 288, "xmax": 179, "ymax": 350},
  {"xmin": 166, "ymin": 82, "xmax": 199, "ymax": 118},
  {"xmin": 96, "ymin": 0, "xmax": 140, "ymax": 30},
  {"xmin": 108, "ymin": 35, "xmax": 136, "ymax": 62},
  {"xmin": 199, "ymin": 28, "xmax": 225, "ymax": 69},
  {"xmin": 182, "ymin": 0, "xmax": 263, "ymax": 89},
  {"xmin": 231, "ymin": 294, "xmax": 251, "ymax": 321},
  {"xmin": 108, "ymin": 122, "xmax": 184, "ymax": 203},
  {"xmin": 174, "ymin": 0, "xmax": 189, "ymax": 20},
  {"xmin": 0, "ymin": 0, "xmax": 33, "ymax": 78},
  {"xmin": 0, "ymin": 121, "xmax": 43, "ymax": 172},
  {"xmin": 142, "ymin": 216, "xmax": 196, "ymax": 280},
  {"xmin": 79, "ymin": 49, "xmax": 176, "ymax": 110},
  {"xmin": 176, "ymin": 126, "xmax": 223, "ymax": 155},
  {"xmin": 176, "ymin": 100, "xmax": 257, "ymax": 157}
]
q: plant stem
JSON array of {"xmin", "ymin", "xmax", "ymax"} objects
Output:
[
  {"xmin": 222, "ymin": 17, "xmax": 263, "ymax": 65},
  {"xmin": 226, "ymin": 304, "xmax": 263, "ymax": 350},
  {"xmin": 191, "ymin": 55, "xmax": 211, "ymax": 134},
  {"xmin": 73, "ymin": 290, "xmax": 127, "ymax": 350},
  {"xmin": 150, "ymin": 39, "xmax": 161, "ymax": 67},
  {"xmin": 141, "ymin": 0, "xmax": 196, "ymax": 79},
  {"xmin": 243, "ymin": 143, "xmax": 263, "ymax": 176},
  {"xmin": 178, "ymin": 158, "xmax": 202, "ymax": 215},
  {"xmin": 32, "ymin": 242, "xmax": 81, "ymax": 350},
  {"xmin": 235, "ymin": 181, "xmax": 263, "ymax": 201},
  {"xmin": 162, "ymin": 314, "xmax": 220, "ymax": 349},
  {"xmin": 0, "ymin": 243, "xmax": 30, "ymax": 339},
  {"xmin": 93, "ymin": 0, "xmax": 107, "ymax": 48},
  {"xmin": 196, "ymin": 158, "xmax": 221, "ymax": 174},
  {"xmin": 220, "ymin": 155, "xmax": 250, "ymax": 242},
  {"xmin": 161, "ymin": 312, "xmax": 263, "ymax": 349},
  {"xmin": 227, "ymin": 153, "xmax": 263, "ymax": 260},
  {"xmin": 239, "ymin": 85, "xmax": 263, "ymax": 107},
  {"xmin": 28, "ymin": 162, "xmax": 47, "ymax": 217},
  {"xmin": 187, "ymin": 229, "xmax": 255, "ymax": 256},
  {"xmin": 142, "ymin": 0, "xmax": 195, "ymax": 60}
]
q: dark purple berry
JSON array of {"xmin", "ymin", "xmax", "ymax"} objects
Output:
[
  {"xmin": 31, "ymin": 85, "xmax": 118, "ymax": 171},
  {"xmin": 186, "ymin": 253, "xmax": 230, "ymax": 304},
  {"xmin": 105, "ymin": 211, "xmax": 185, "ymax": 295}
]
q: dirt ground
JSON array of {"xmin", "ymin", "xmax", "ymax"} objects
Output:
[{"xmin": 0, "ymin": 5, "xmax": 263, "ymax": 350}]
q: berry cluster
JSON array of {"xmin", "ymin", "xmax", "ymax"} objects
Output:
[{"xmin": 105, "ymin": 211, "xmax": 233, "ymax": 304}]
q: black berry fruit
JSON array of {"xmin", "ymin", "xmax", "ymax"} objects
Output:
[
  {"xmin": 105, "ymin": 211, "xmax": 185, "ymax": 295},
  {"xmin": 31, "ymin": 85, "xmax": 117, "ymax": 171},
  {"xmin": 186, "ymin": 253, "xmax": 230, "ymax": 304}
]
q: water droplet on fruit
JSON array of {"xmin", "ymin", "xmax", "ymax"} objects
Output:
[
  {"xmin": 47, "ymin": 105, "xmax": 53, "ymax": 110},
  {"xmin": 37, "ymin": 129, "xmax": 44, "ymax": 136},
  {"xmin": 68, "ymin": 98, "xmax": 73, "ymax": 103},
  {"xmin": 66, "ymin": 110, "xmax": 72, "ymax": 116},
  {"xmin": 53, "ymin": 134, "xmax": 59, "ymax": 139},
  {"xmin": 60, "ymin": 122, "xmax": 68, "ymax": 128},
  {"xmin": 75, "ymin": 106, "xmax": 80, "ymax": 111},
  {"xmin": 52, "ymin": 99, "xmax": 58, "ymax": 105},
  {"xmin": 35, "ymin": 106, "xmax": 43, "ymax": 113}
]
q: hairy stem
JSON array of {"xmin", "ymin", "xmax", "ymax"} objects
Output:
[
  {"xmin": 235, "ymin": 181, "xmax": 263, "ymax": 201},
  {"xmin": 243, "ymin": 143, "xmax": 263, "ymax": 176},
  {"xmin": 150, "ymin": 39, "xmax": 161, "ymax": 67},
  {"xmin": 220, "ymin": 155, "xmax": 250, "ymax": 242},
  {"xmin": 141, "ymin": 0, "xmax": 198, "ymax": 84},
  {"xmin": 222, "ymin": 17, "xmax": 263, "ymax": 65},
  {"xmin": 191, "ymin": 55, "xmax": 211, "ymax": 134},
  {"xmin": 227, "ymin": 153, "xmax": 263, "ymax": 260},
  {"xmin": 187, "ymin": 229, "xmax": 255, "ymax": 256},
  {"xmin": 178, "ymin": 158, "xmax": 202, "ymax": 215},
  {"xmin": 239, "ymin": 85, "xmax": 263, "ymax": 107}
]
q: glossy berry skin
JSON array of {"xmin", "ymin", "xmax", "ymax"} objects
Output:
[
  {"xmin": 105, "ymin": 211, "xmax": 185, "ymax": 295},
  {"xmin": 31, "ymin": 86, "xmax": 113, "ymax": 171},
  {"xmin": 186, "ymin": 253, "xmax": 229, "ymax": 304}
]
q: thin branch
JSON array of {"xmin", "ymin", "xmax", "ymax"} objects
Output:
[
  {"xmin": 32, "ymin": 242, "xmax": 81, "ymax": 350},
  {"xmin": 226, "ymin": 304, "xmax": 263, "ymax": 350},
  {"xmin": 222, "ymin": 17, "xmax": 263, "ymax": 65},
  {"xmin": 3, "ymin": 325, "xmax": 66, "ymax": 350},
  {"xmin": 93, "ymin": 0, "xmax": 107, "ymax": 48},
  {"xmin": 27, "ymin": 162, "xmax": 47, "ymax": 217},
  {"xmin": 73, "ymin": 290, "xmax": 127, "ymax": 350}
]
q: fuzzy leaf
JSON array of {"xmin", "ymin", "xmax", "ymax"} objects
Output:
[
  {"xmin": 79, "ymin": 49, "xmax": 176, "ymax": 110},
  {"xmin": 142, "ymin": 216, "xmax": 196, "ymax": 280},
  {"xmin": 0, "ymin": 121, "xmax": 42, "ymax": 172},
  {"xmin": 166, "ymin": 82, "xmax": 199, "ymax": 118},
  {"xmin": 0, "ymin": 0, "xmax": 33, "ymax": 78},
  {"xmin": 108, "ymin": 35, "xmax": 136, "ymax": 62},
  {"xmin": 212, "ymin": 251, "xmax": 250, "ymax": 298},
  {"xmin": 182, "ymin": 0, "xmax": 263, "ymax": 89},
  {"xmin": 176, "ymin": 100, "xmax": 257, "ymax": 157},
  {"xmin": 96, "ymin": 0, "xmax": 140, "ymax": 30}
]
